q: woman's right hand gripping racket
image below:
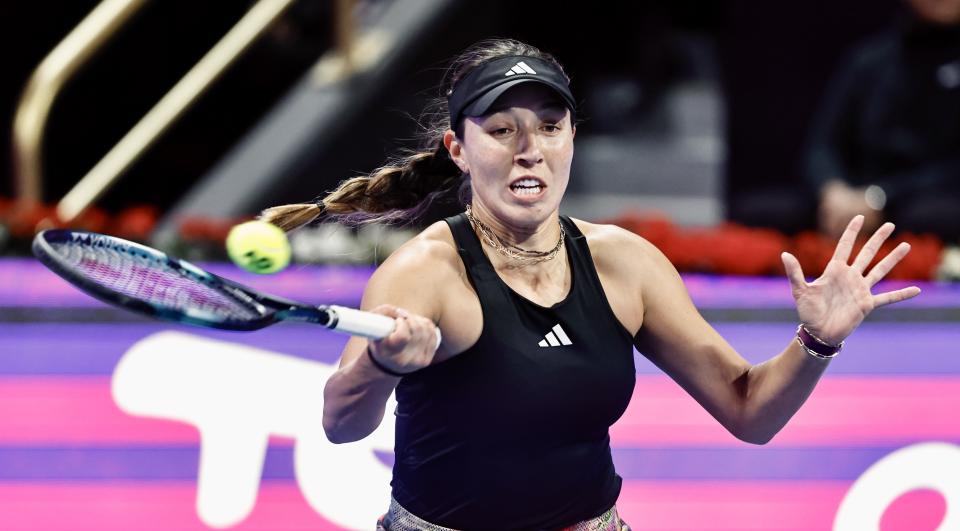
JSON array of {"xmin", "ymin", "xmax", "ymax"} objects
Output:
[{"xmin": 32, "ymin": 229, "xmax": 440, "ymax": 348}]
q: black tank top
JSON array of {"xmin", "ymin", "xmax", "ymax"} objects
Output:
[{"xmin": 391, "ymin": 214, "xmax": 635, "ymax": 530}]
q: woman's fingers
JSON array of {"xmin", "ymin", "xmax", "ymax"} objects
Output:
[
  {"xmin": 389, "ymin": 309, "xmax": 437, "ymax": 355},
  {"xmin": 369, "ymin": 304, "xmax": 400, "ymax": 318},
  {"xmin": 865, "ymin": 242, "xmax": 912, "ymax": 286},
  {"xmin": 365, "ymin": 306, "xmax": 439, "ymax": 374},
  {"xmin": 386, "ymin": 312, "xmax": 411, "ymax": 345},
  {"xmin": 831, "ymin": 215, "xmax": 865, "ymax": 264},
  {"xmin": 851, "ymin": 222, "xmax": 895, "ymax": 273},
  {"xmin": 873, "ymin": 286, "xmax": 922, "ymax": 308},
  {"xmin": 408, "ymin": 315, "xmax": 437, "ymax": 348},
  {"xmin": 781, "ymin": 252, "xmax": 807, "ymax": 292}
]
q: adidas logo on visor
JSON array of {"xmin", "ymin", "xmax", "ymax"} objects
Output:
[
  {"xmin": 538, "ymin": 324, "xmax": 572, "ymax": 347},
  {"xmin": 505, "ymin": 61, "xmax": 537, "ymax": 77}
]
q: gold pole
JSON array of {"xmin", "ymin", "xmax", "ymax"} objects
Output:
[
  {"xmin": 12, "ymin": 0, "xmax": 148, "ymax": 207},
  {"xmin": 57, "ymin": 0, "xmax": 297, "ymax": 223},
  {"xmin": 335, "ymin": 0, "xmax": 356, "ymax": 74}
]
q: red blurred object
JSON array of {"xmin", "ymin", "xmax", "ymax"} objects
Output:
[
  {"xmin": 606, "ymin": 211, "xmax": 943, "ymax": 280},
  {"xmin": 178, "ymin": 217, "xmax": 213, "ymax": 241},
  {"xmin": 888, "ymin": 233, "xmax": 942, "ymax": 280},
  {"xmin": 2, "ymin": 202, "xmax": 61, "ymax": 238},
  {"xmin": 605, "ymin": 211, "xmax": 677, "ymax": 250},
  {"xmin": 71, "ymin": 206, "xmax": 110, "ymax": 234},
  {"xmin": 708, "ymin": 223, "xmax": 788, "ymax": 276},
  {"xmin": 0, "ymin": 201, "xmax": 111, "ymax": 237},
  {"xmin": 113, "ymin": 205, "xmax": 159, "ymax": 242},
  {"xmin": 178, "ymin": 216, "xmax": 245, "ymax": 243},
  {"xmin": 792, "ymin": 231, "xmax": 835, "ymax": 278},
  {"xmin": 661, "ymin": 229, "xmax": 711, "ymax": 272}
]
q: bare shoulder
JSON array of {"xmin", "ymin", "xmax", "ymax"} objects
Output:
[
  {"xmin": 567, "ymin": 218, "xmax": 679, "ymax": 334},
  {"xmin": 374, "ymin": 220, "xmax": 460, "ymax": 274},
  {"xmin": 361, "ymin": 220, "xmax": 463, "ymax": 320},
  {"xmin": 568, "ymin": 218, "xmax": 667, "ymax": 272},
  {"xmin": 568, "ymin": 218, "xmax": 683, "ymax": 305},
  {"xmin": 569, "ymin": 218, "xmax": 692, "ymax": 321}
]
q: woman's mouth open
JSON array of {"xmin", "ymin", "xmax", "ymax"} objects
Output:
[{"xmin": 509, "ymin": 177, "xmax": 546, "ymax": 197}]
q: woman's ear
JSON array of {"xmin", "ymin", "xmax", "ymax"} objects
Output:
[{"xmin": 443, "ymin": 130, "xmax": 469, "ymax": 174}]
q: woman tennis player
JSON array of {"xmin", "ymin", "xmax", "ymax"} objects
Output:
[{"xmin": 261, "ymin": 38, "xmax": 920, "ymax": 531}]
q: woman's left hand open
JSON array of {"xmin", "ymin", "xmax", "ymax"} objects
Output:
[{"xmin": 781, "ymin": 215, "xmax": 922, "ymax": 346}]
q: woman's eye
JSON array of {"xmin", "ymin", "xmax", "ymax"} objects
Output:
[{"xmin": 491, "ymin": 127, "xmax": 511, "ymax": 136}]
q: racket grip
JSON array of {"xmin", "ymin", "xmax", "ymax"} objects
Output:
[
  {"xmin": 326, "ymin": 305, "xmax": 443, "ymax": 351},
  {"xmin": 327, "ymin": 305, "xmax": 395, "ymax": 339}
]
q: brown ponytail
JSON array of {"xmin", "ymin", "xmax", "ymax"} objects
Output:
[
  {"xmin": 260, "ymin": 38, "xmax": 567, "ymax": 232},
  {"xmin": 259, "ymin": 141, "xmax": 461, "ymax": 230}
]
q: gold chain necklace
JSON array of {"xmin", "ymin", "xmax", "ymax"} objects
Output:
[{"xmin": 464, "ymin": 205, "xmax": 564, "ymax": 265}]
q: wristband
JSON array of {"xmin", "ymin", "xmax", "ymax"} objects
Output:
[
  {"xmin": 796, "ymin": 324, "xmax": 843, "ymax": 360},
  {"xmin": 366, "ymin": 347, "xmax": 412, "ymax": 377}
]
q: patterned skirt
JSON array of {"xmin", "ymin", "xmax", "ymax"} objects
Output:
[{"xmin": 376, "ymin": 497, "xmax": 631, "ymax": 531}]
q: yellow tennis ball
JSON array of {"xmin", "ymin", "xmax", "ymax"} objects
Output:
[{"xmin": 226, "ymin": 220, "xmax": 291, "ymax": 274}]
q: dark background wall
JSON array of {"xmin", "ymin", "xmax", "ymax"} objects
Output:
[
  {"xmin": 0, "ymin": 0, "xmax": 904, "ymax": 232},
  {"xmin": 719, "ymin": 0, "xmax": 902, "ymax": 231},
  {"xmin": 0, "ymin": 1, "xmax": 332, "ymax": 208}
]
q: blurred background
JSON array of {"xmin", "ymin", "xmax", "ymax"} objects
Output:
[
  {"xmin": 2, "ymin": 0, "xmax": 957, "ymax": 274},
  {"xmin": 1, "ymin": 0, "xmax": 959, "ymax": 530}
]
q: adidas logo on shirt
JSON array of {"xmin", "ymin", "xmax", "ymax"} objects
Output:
[
  {"xmin": 505, "ymin": 61, "xmax": 537, "ymax": 77},
  {"xmin": 538, "ymin": 324, "xmax": 572, "ymax": 347}
]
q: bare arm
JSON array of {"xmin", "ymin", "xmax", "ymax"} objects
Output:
[
  {"xmin": 630, "ymin": 216, "xmax": 919, "ymax": 444},
  {"xmin": 322, "ymin": 236, "xmax": 452, "ymax": 444},
  {"xmin": 633, "ymin": 241, "xmax": 786, "ymax": 444}
]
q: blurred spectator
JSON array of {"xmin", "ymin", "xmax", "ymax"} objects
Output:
[{"xmin": 802, "ymin": 0, "xmax": 960, "ymax": 241}]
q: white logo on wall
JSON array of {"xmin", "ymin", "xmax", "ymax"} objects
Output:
[
  {"xmin": 112, "ymin": 332, "xmax": 395, "ymax": 529},
  {"xmin": 834, "ymin": 442, "xmax": 960, "ymax": 530}
]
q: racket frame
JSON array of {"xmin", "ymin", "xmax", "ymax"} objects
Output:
[{"xmin": 32, "ymin": 229, "xmax": 334, "ymax": 331}]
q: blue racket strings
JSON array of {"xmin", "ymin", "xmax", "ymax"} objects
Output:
[{"xmin": 50, "ymin": 237, "xmax": 262, "ymax": 322}]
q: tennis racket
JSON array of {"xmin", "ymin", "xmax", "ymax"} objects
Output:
[{"xmin": 32, "ymin": 229, "xmax": 419, "ymax": 341}]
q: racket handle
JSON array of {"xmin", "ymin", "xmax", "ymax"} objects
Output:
[
  {"xmin": 327, "ymin": 305, "xmax": 395, "ymax": 338},
  {"xmin": 325, "ymin": 305, "xmax": 442, "ymax": 350}
]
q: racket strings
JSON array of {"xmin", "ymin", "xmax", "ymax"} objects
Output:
[{"xmin": 52, "ymin": 240, "xmax": 262, "ymax": 321}]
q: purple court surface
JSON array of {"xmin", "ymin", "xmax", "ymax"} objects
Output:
[{"xmin": 0, "ymin": 258, "xmax": 957, "ymax": 530}]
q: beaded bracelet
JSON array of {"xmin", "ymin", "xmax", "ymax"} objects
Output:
[
  {"xmin": 366, "ymin": 347, "xmax": 412, "ymax": 377},
  {"xmin": 796, "ymin": 324, "xmax": 843, "ymax": 360}
]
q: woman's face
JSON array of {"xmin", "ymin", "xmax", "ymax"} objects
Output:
[{"xmin": 446, "ymin": 84, "xmax": 575, "ymax": 230}]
